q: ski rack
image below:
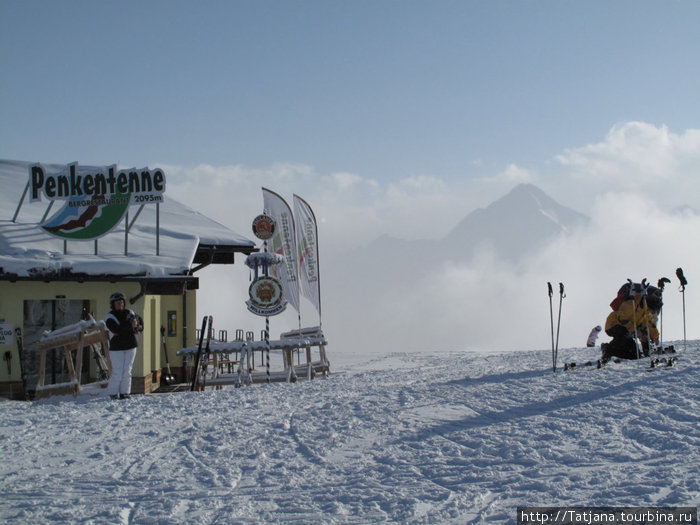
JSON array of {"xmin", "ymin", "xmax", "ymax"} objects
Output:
[
  {"xmin": 34, "ymin": 319, "xmax": 112, "ymax": 399},
  {"xmin": 178, "ymin": 326, "xmax": 329, "ymax": 389}
]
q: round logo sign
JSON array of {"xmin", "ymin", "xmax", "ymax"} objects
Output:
[
  {"xmin": 252, "ymin": 214, "xmax": 276, "ymax": 240},
  {"xmin": 246, "ymin": 276, "xmax": 287, "ymax": 316}
]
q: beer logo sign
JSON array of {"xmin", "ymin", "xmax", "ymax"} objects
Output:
[
  {"xmin": 252, "ymin": 214, "xmax": 275, "ymax": 240},
  {"xmin": 246, "ymin": 276, "xmax": 287, "ymax": 316}
]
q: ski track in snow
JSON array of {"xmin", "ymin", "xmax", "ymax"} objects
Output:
[{"xmin": 1, "ymin": 343, "xmax": 698, "ymax": 524}]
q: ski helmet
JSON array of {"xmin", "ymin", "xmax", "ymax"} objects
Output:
[{"xmin": 110, "ymin": 292, "xmax": 126, "ymax": 309}]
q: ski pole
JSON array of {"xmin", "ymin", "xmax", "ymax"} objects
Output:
[
  {"xmin": 190, "ymin": 316, "xmax": 209, "ymax": 391},
  {"xmin": 554, "ymin": 283, "xmax": 565, "ymax": 371},
  {"xmin": 676, "ymin": 268, "xmax": 688, "ymax": 351},
  {"xmin": 548, "ymin": 282, "xmax": 555, "ymax": 372},
  {"xmin": 265, "ymin": 316, "xmax": 271, "ymax": 384},
  {"xmin": 657, "ymin": 277, "xmax": 671, "ymax": 351},
  {"xmin": 628, "ymin": 279, "xmax": 643, "ymax": 362},
  {"xmin": 638, "ymin": 279, "xmax": 657, "ymax": 363}
]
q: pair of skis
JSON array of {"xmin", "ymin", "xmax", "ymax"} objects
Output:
[
  {"xmin": 647, "ymin": 356, "xmax": 678, "ymax": 371},
  {"xmin": 190, "ymin": 315, "xmax": 213, "ymax": 391},
  {"xmin": 563, "ymin": 358, "xmax": 619, "ymax": 371},
  {"xmin": 629, "ymin": 278, "xmax": 652, "ymax": 361},
  {"xmin": 563, "ymin": 355, "xmax": 678, "ymax": 372},
  {"xmin": 548, "ymin": 282, "xmax": 565, "ymax": 373},
  {"xmin": 639, "ymin": 269, "xmax": 688, "ymax": 363},
  {"xmin": 633, "ymin": 270, "xmax": 687, "ymax": 355},
  {"xmin": 14, "ymin": 328, "xmax": 28, "ymax": 400}
]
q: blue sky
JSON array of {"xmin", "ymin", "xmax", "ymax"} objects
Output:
[{"xmin": 2, "ymin": 0, "xmax": 698, "ymax": 183}]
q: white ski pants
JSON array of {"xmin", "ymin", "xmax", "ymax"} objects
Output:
[{"xmin": 107, "ymin": 348, "xmax": 137, "ymax": 396}]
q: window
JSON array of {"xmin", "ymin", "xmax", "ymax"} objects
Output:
[{"xmin": 22, "ymin": 299, "xmax": 91, "ymax": 394}]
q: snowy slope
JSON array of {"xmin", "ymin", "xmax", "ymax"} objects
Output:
[{"xmin": 1, "ymin": 343, "xmax": 698, "ymax": 524}]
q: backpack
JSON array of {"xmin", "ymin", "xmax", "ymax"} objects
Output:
[{"xmin": 609, "ymin": 280, "xmax": 662, "ymax": 312}]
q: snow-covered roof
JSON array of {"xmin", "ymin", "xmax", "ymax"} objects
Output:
[{"xmin": 0, "ymin": 159, "xmax": 256, "ymax": 279}]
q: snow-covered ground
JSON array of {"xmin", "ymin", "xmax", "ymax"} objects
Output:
[{"xmin": 1, "ymin": 342, "xmax": 698, "ymax": 524}]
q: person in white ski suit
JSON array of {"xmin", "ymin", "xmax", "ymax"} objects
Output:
[
  {"xmin": 586, "ymin": 325, "xmax": 602, "ymax": 347},
  {"xmin": 105, "ymin": 292, "xmax": 142, "ymax": 399}
]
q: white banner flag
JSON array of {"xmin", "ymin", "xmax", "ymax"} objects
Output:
[
  {"xmin": 262, "ymin": 188, "xmax": 301, "ymax": 314},
  {"xmin": 294, "ymin": 194, "xmax": 321, "ymax": 318}
]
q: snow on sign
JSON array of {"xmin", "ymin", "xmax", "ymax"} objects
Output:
[
  {"xmin": 29, "ymin": 162, "xmax": 166, "ymax": 240},
  {"xmin": 0, "ymin": 323, "xmax": 14, "ymax": 345}
]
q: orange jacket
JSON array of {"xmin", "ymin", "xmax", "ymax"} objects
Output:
[{"xmin": 605, "ymin": 295, "xmax": 659, "ymax": 342}]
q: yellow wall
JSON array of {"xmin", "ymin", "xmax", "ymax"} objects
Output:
[
  {"xmin": 161, "ymin": 290, "xmax": 197, "ymax": 365},
  {"xmin": 0, "ymin": 281, "xmax": 141, "ymax": 384},
  {"xmin": 0, "ymin": 280, "xmax": 197, "ymax": 394}
]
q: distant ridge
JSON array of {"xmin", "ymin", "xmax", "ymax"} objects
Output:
[
  {"xmin": 440, "ymin": 183, "xmax": 589, "ymax": 262},
  {"xmin": 329, "ymin": 183, "xmax": 589, "ymax": 291}
]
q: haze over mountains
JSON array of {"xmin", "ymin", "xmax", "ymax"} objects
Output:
[
  {"xmin": 323, "ymin": 183, "xmax": 593, "ymax": 352},
  {"xmin": 191, "ymin": 176, "xmax": 695, "ymax": 355},
  {"xmin": 442, "ymin": 183, "xmax": 589, "ymax": 262},
  {"xmin": 330, "ymin": 183, "xmax": 589, "ymax": 284}
]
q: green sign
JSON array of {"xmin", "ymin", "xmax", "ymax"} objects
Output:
[{"xmin": 30, "ymin": 162, "xmax": 166, "ymax": 240}]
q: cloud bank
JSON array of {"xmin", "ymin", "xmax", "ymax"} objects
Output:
[{"xmin": 165, "ymin": 122, "xmax": 699, "ymax": 358}]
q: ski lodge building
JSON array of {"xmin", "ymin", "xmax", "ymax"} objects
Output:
[{"xmin": 0, "ymin": 159, "xmax": 256, "ymax": 400}]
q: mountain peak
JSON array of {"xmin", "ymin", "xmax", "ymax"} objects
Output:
[
  {"xmin": 443, "ymin": 183, "xmax": 588, "ymax": 261},
  {"xmin": 491, "ymin": 183, "xmax": 560, "ymax": 210},
  {"xmin": 506, "ymin": 182, "xmax": 543, "ymax": 194}
]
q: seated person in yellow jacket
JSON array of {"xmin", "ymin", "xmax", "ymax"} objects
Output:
[{"xmin": 603, "ymin": 291, "xmax": 661, "ymax": 360}]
